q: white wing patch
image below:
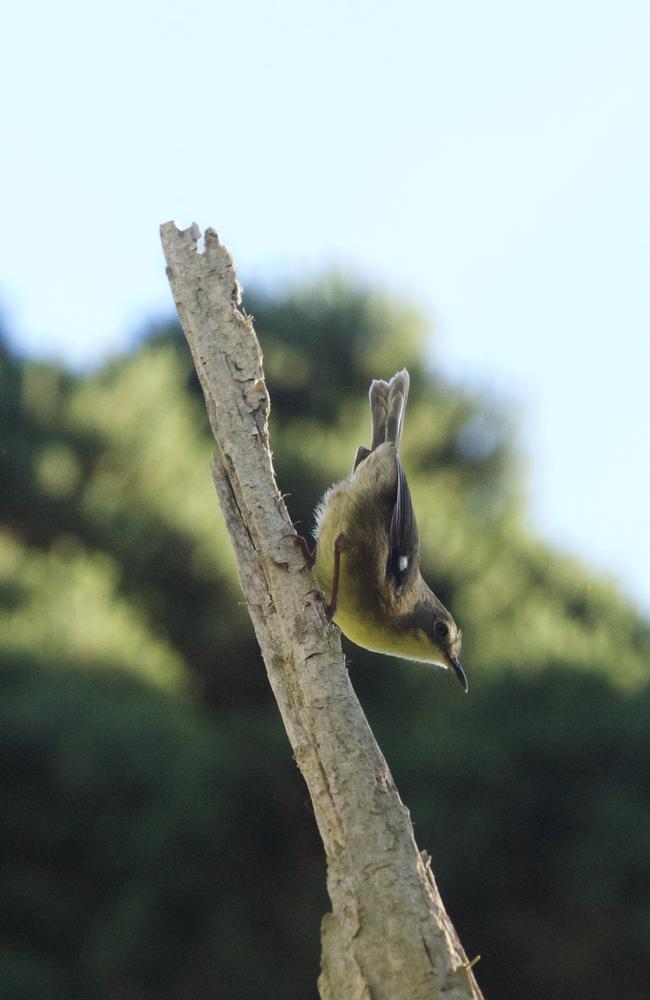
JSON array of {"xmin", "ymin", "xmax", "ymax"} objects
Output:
[{"xmin": 398, "ymin": 555, "xmax": 409, "ymax": 572}]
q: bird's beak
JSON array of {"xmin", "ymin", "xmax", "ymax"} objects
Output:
[{"xmin": 449, "ymin": 656, "xmax": 468, "ymax": 693}]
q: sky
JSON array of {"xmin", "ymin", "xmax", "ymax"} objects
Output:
[{"xmin": 2, "ymin": 1, "xmax": 649, "ymax": 613}]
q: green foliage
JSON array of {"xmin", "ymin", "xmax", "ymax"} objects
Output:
[
  {"xmin": 0, "ymin": 659, "xmax": 323, "ymax": 1000},
  {"xmin": 358, "ymin": 663, "xmax": 650, "ymax": 1000},
  {"xmin": 1, "ymin": 280, "xmax": 648, "ymax": 999},
  {"xmin": 0, "ymin": 533, "xmax": 182, "ymax": 687}
]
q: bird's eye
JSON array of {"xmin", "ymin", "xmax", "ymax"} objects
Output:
[{"xmin": 434, "ymin": 621, "xmax": 449, "ymax": 639}]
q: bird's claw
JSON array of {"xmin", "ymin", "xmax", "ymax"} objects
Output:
[
  {"xmin": 305, "ymin": 588, "xmax": 335, "ymax": 622},
  {"xmin": 284, "ymin": 532, "xmax": 316, "ymax": 569}
]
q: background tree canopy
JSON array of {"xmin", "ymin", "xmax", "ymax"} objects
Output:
[{"xmin": 1, "ymin": 282, "xmax": 649, "ymax": 1000}]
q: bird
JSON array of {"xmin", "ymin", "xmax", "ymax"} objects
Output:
[{"xmin": 294, "ymin": 368, "xmax": 468, "ymax": 692}]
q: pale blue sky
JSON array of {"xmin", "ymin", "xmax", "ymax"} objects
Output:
[{"xmin": 2, "ymin": 1, "xmax": 649, "ymax": 613}]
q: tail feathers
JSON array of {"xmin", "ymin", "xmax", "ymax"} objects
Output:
[
  {"xmin": 369, "ymin": 368, "xmax": 410, "ymax": 451},
  {"xmin": 369, "ymin": 380, "xmax": 389, "ymax": 450}
]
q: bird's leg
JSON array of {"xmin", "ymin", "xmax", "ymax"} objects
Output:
[
  {"xmin": 305, "ymin": 533, "xmax": 345, "ymax": 622},
  {"xmin": 324, "ymin": 533, "xmax": 345, "ymax": 620},
  {"xmin": 285, "ymin": 532, "xmax": 316, "ymax": 569}
]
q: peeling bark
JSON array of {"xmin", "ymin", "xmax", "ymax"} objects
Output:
[{"xmin": 160, "ymin": 221, "xmax": 484, "ymax": 1000}]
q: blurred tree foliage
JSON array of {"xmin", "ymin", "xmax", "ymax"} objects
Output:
[{"xmin": 0, "ymin": 283, "xmax": 648, "ymax": 1000}]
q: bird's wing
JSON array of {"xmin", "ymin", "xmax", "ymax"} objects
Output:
[{"xmin": 387, "ymin": 457, "xmax": 420, "ymax": 595}]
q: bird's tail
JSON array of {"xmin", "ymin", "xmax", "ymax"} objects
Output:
[{"xmin": 369, "ymin": 368, "xmax": 410, "ymax": 451}]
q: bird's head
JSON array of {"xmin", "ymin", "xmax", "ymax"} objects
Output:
[{"xmin": 400, "ymin": 594, "xmax": 467, "ymax": 691}]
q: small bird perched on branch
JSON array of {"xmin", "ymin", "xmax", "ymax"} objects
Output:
[{"xmin": 295, "ymin": 369, "xmax": 468, "ymax": 692}]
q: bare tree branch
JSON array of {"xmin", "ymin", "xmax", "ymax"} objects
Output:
[{"xmin": 160, "ymin": 220, "xmax": 484, "ymax": 1000}]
